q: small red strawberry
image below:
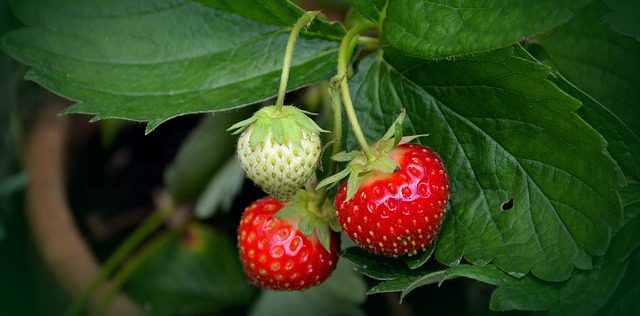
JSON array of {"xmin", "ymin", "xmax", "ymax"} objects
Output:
[
  {"xmin": 237, "ymin": 195, "xmax": 339, "ymax": 290},
  {"xmin": 334, "ymin": 143, "xmax": 449, "ymax": 257}
]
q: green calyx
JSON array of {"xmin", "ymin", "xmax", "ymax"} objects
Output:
[
  {"xmin": 274, "ymin": 190, "xmax": 340, "ymax": 253},
  {"xmin": 227, "ymin": 105, "xmax": 327, "ymax": 148},
  {"xmin": 318, "ymin": 140, "xmax": 400, "ymax": 201},
  {"xmin": 317, "ymin": 110, "xmax": 426, "ymax": 200}
]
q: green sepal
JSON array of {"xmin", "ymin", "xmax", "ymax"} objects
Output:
[
  {"xmin": 331, "ymin": 151, "xmax": 360, "ymax": 162},
  {"xmin": 274, "ymin": 203, "xmax": 303, "ymax": 220},
  {"xmin": 328, "ymin": 218, "xmax": 342, "ymax": 232},
  {"xmin": 295, "ymin": 114, "xmax": 329, "ymax": 134},
  {"xmin": 321, "ymin": 200, "xmax": 342, "ymax": 233},
  {"xmin": 316, "ymin": 165, "xmax": 352, "ymax": 189},
  {"xmin": 271, "ymin": 119, "xmax": 285, "ymax": 145},
  {"xmin": 282, "ymin": 122, "xmax": 302, "ymax": 148},
  {"xmin": 346, "ymin": 168, "xmax": 364, "ymax": 201},
  {"xmin": 227, "ymin": 115, "xmax": 257, "ymax": 135},
  {"xmin": 249, "ymin": 123, "xmax": 270, "ymax": 148},
  {"xmin": 381, "ymin": 109, "xmax": 406, "ymax": 141},
  {"xmin": 297, "ymin": 108, "xmax": 320, "ymax": 116},
  {"xmin": 276, "ymin": 190, "xmax": 337, "ymax": 253},
  {"xmin": 298, "ymin": 216, "xmax": 315, "ymax": 236},
  {"xmin": 393, "ymin": 121, "xmax": 403, "ymax": 147},
  {"xmin": 399, "ymin": 134, "xmax": 429, "ymax": 145},
  {"xmin": 229, "ymin": 105, "xmax": 326, "ymax": 148},
  {"xmin": 316, "ymin": 225, "xmax": 332, "ymax": 253},
  {"xmin": 368, "ymin": 156, "xmax": 400, "ymax": 174}
]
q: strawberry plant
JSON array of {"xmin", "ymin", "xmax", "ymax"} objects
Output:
[{"xmin": 1, "ymin": 0, "xmax": 639, "ymax": 315}]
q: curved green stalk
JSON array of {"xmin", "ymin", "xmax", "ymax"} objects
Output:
[
  {"xmin": 357, "ymin": 36, "xmax": 380, "ymax": 50},
  {"xmin": 275, "ymin": 11, "xmax": 319, "ymax": 110},
  {"xmin": 336, "ymin": 22, "xmax": 376, "ymax": 160}
]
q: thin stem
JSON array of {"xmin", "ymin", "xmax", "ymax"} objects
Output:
[
  {"xmin": 316, "ymin": 86, "xmax": 343, "ymax": 206},
  {"xmin": 65, "ymin": 204, "xmax": 174, "ymax": 316},
  {"xmin": 336, "ymin": 22, "xmax": 376, "ymax": 160},
  {"xmin": 327, "ymin": 87, "xmax": 343, "ymax": 178},
  {"xmin": 275, "ymin": 11, "xmax": 319, "ymax": 110},
  {"xmin": 357, "ymin": 36, "xmax": 379, "ymax": 50}
]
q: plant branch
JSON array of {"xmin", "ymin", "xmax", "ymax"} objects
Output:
[{"xmin": 275, "ymin": 11, "xmax": 319, "ymax": 110}]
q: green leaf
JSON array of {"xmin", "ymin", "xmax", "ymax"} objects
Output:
[
  {"xmin": 550, "ymin": 73, "xmax": 640, "ymax": 182},
  {"xmin": 194, "ymin": 158, "xmax": 245, "ymax": 218},
  {"xmin": 366, "ymin": 275, "xmax": 421, "ymax": 295},
  {"xmin": 165, "ymin": 111, "xmax": 248, "ymax": 203},
  {"xmin": 488, "ymin": 183, "xmax": 640, "ymax": 314},
  {"xmin": 603, "ymin": 0, "xmax": 640, "ymax": 40},
  {"xmin": 249, "ymin": 260, "xmax": 367, "ymax": 316},
  {"xmin": 534, "ymin": 1, "xmax": 640, "ymax": 137},
  {"xmin": 404, "ymin": 243, "xmax": 435, "ymax": 270},
  {"xmin": 126, "ymin": 225, "xmax": 254, "ymax": 316},
  {"xmin": 379, "ymin": 183, "xmax": 640, "ymax": 313},
  {"xmin": 347, "ymin": 0, "xmax": 387, "ymax": 25},
  {"xmin": 0, "ymin": 0, "xmax": 339, "ymax": 132},
  {"xmin": 346, "ymin": 50, "xmax": 623, "ymax": 282},
  {"xmin": 341, "ymin": 247, "xmax": 421, "ymax": 281},
  {"xmin": 597, "ymin": 247, "xmax": 640, "ymax": 315},
  {"xmin": 382, "ymin": 0, "xmax": 590, "ymax": 59},
  {"xmin": 193, "ymin": 0, "xmax": 345, "ymax": 39}
]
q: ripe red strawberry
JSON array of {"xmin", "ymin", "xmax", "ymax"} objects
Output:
[
  {"xmin": 237, "ymin": 196, "xmax": 339, "ymax": 290},
  {"xmin": 335, "ymin": 144, "xmax": 449, "ymax": 257}
]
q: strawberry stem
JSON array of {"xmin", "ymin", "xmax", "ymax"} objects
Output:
[
  {"xmin": 327, "ymin": 86, "xmax": 343, "ymax": 181},
  {"xmin": 335, "ymin": 22, "xmax": 376, "ymax": 160},
  {"xmin": 316, "ymin": 86, "xmax": 343, "ymax": 207},
  {"xmin": 357, "ymin": 36, "xmax": 379, "ymax": 50},
  {"xmin": 275, "ymin": 11, "xmax": 319, "ymax": 111}
]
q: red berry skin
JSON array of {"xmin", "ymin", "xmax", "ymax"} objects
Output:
[
  {"xmin": 335, "ymin": 144, "xmax": 450, "ymax": 257},
  {"xmin": 238, "ymin": 197, "xmax": 339, "ymax": 290}
]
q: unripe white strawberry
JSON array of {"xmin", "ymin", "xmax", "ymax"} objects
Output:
[{"xmin": 229, "ymin": 105, "xmax": 325, "ymax": 200}]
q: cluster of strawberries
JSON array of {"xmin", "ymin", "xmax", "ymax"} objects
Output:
[
  {"xmin": 229, "ymin": 105, "xmax": 450, "ymax": 291},
  {"xmin": 225, "ymin": 11, "xmax": 450, "ymax": 292}
]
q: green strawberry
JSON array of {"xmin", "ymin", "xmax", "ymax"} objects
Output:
[{"xmin": 229, "ymin": 105, "xmax": 325, "ymax": 200}]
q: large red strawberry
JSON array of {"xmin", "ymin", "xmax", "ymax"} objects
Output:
[
  {"xmin": 237, "ymin": 196, "xmax": 339, "ymax": 290},
  {"xmin": 334, "ymin": 143, "xmax": 449, "ymax": 257}
]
